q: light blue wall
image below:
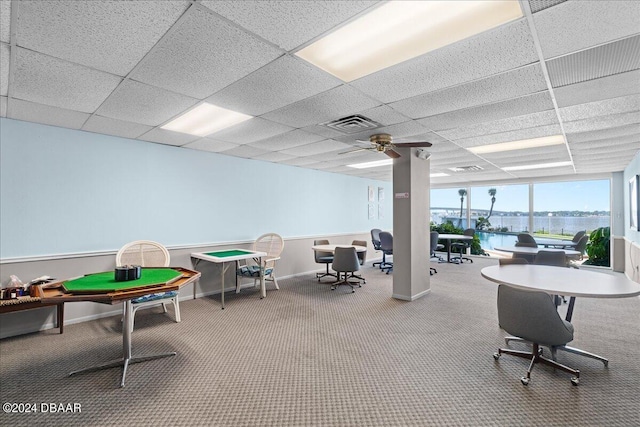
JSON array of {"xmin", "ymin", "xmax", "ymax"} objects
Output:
[
  {"xmin": 624, "ymin": 151, "xmax": 640, "ymax": 244},
  {"xmin": 0, "ymin": 118, "xmax": 392, "ymax": 258}
]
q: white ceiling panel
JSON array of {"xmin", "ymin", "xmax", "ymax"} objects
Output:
[
  {"xmin": 559, "ymin": 95, "xmax": 640, "ymax": 122},
  {"xmin": 439, "ymin": 110, "xmax": 559, "ymax": 140},
  {"xmin": 7, "ymin": 98, "xmax": 89, "ymax": 129},
  {"xmin": 206, "ymin": 55, "xmax": 340, "ymax": 116},
  {"xmin": 15, "ymin": 1, "xmax": 189, "ymax": 76},
  {"xmin": 201, "ymin": 0, "xmax": 378, "ymax": 51},
  {"xmin": 453, "ymin": 124, "xmax": 562, "ymax": 148},
  {"xmin": 96, "ymin": 79, "xmax": 198, "ymax": 127},
  {"xmin": 568, "ymin": 134, "xmax": 640, "ymax": 151},
  {"xmin": 250, "ymin": 151, "xmax": 297, "ymax": 163},
  {"xmin": 130, "ymin": 6, "xmax": 282, "ymax": 99},
  {"xmin": 82, "ymin": 115, "xmax": 152, "ymax": 140},
  {"xmin": 419, "ymin": 92, "xmax": 554, "ymax": 131},
  {"xmin": 571, "ymin": 143, "xmax": 640, "ymax": 159},
  {"xmin": 351, "ymin": 19, "xmax": 539, "ymax": 104},
  {"xmin": 278, "ymin": 156, "xmax": 322, "ymax": 167},
  {"xmin": 357, "ymin": 105, "xmax": 410, "ymax": 127},
  {"xmin": 0, "ymin": 0, "xmax": 11, "ymax": 43},
  {"xmin": 566, "ymin": 124, "xmax": 640, "ymax": 143},
  {"xmin": 553, "ymin": 70, "xmax": 640, "ymax": 108},
  {"xmin": 300, "ymin": 123, "xmax": 357, "ymax": 139},
  {"xmin": 182, "ymin": 138, "xmax": 239, "ymax": 153},
  {"xmin": 12, "ymin": 48, "xmax": 121, "ymax": 113},
  {"xmin": 262, "ymin": 85, "xmax": 380, "ymax": 128},
  {"xmin": 332, "ymin": 120, "xmax": 430, "ymax": 145},
  {"xmin": 390, "ymin": 64, "xmax": 548, "ymax": 119},
  {"xmin": 508, "ymin": 166, "xmax": 575, "ymax": 178},
  {"xmin": 563, "ymin": 111, "xmax": 640, "ymax": 134},
  {"xmin": 210, "ymin": 117, "xmax": 293, "ymax": 144},
  {"xmin": 247, "ymin": 129, "xmax": 325, "ymax": 151},
  {"xmin": 0, "ymin": 42, "xmax": 8, "ymax": 96},
  {"xmin": 0, "ymin": 96, "xmax": 6, "ymax": 117},
  {"xmin": 221, "ymin": 144, "xmax": 270, "ymax": 158},
  {"xmin": 280, "ymin": 139, "xmax": 352, "ymax": 156},
  {"xmin": 547, "ymin": 35, "xmax": 640, "ymax": 88},
  {"xmin": 533, "ymin": 0, "xmax": 640, "ymax": 58},
  {"xmin": 138, "ymin": 127, "xmax": 199, "ymax": 147},
  {"xmin": 529, "ymin": 0, "xmax": 568, "ymax": 14}
]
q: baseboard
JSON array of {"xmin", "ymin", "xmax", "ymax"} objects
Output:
[{"xmin": 392, "ymin": 288, "xmax": 431, "ymax": 301}]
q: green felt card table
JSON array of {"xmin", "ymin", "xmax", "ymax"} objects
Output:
[
  {"xmin": 36, "ymin": 267, "xmax": 200, "ymax": 387},
  {"xmin": 191, "ymin": 249, "xmax": 268, "ymax": 309}
]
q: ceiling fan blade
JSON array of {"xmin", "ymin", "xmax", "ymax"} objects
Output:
[
  {"xmin": 338, "ymin": 147, "xmax": 371, "ymax": 155},
  {"xmin": 385, "ymin": 149, "xmax": 401, "ymax": 158},
  {"xmin": 394, "ymin": 141, "xmax": 432, "ymax": 147}
]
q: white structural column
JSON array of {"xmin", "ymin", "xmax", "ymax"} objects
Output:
[{"xmin": 391, "ymin": 147, "xmax": 431, "ymax": 301}]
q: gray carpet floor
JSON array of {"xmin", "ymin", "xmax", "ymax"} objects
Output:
[{"xmin": 1, "ymin": 256, "xmax": 639, "ymax": 426}]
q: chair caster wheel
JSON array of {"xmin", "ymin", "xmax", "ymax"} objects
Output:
[
  {"xmin": 603, "ymin": 360, "xmax": 608, "ymax": 367},
  {"xmin": 571, "ymin": 377, "xmax": 579, "ymax": 386},
  {"xmin": 520, "ymin": 377, "xmax": 530, "ymax": 386},
  {"xmin": 493, "ymin": 353, "xmax": 500, "ymax": 360}
]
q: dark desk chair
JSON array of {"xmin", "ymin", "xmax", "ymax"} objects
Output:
[
  {"xmin": 331, "ymin": 247, "xmax": 361, "ymax": 293},
  {"xmin": 350, "ymin": 239, "xmax": 367, "ymax": 284},
  {"xmin": 567, "ymin": 235, "xmax": 588, "ymax": 266},
  {"xmin": 371, "ymin": 229, "xmax": 383, "ymax": 269},
  {"xmin": 378, "ymin": 231, "xmax": 393, "ymax": 274},
  {"xmin": 429, "ymin": 231, "xmax": 444, "ymax": 274},
  {"xmin": 498, "ymin": 257, "xmax": 529, "ymax": 266},
  {"xmin": 451, "ymin": 228, "xmax": 474, "ymax": 263},
  {"xmin": 515, "ymin": 233, "xmax": 537, "ymax": 247},
  {"xmin": 493, "ymin": 285, "xmax": 580, "ymax": 386},
  {"xmin": 314, "ymin": 239, "xmax": 335, "ymax": 281}
]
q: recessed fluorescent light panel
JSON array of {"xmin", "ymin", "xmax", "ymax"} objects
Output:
[
  {"xmin": 469, "ymin": 135, "xmax": 565, "ymax": 154},
  {"xmin": 347, "ymin": 159, "xmax": 393, "ymax": 169},
  {"xmin": 430, "ymin": 173, "xmax": 450, "ymax": 178},
  {"xmin": 295, "ymin": 1, "xmax": 522, "ymax": 82},
  {"xmin": 502, "ymin": 161, "xmax": 573, "ymax": 171},
  {"xmin": 162, "ymin": 103, "xmax": 252, "ymax": 137}
]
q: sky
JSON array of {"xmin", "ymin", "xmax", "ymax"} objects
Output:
[{"xmin": 431, "ymin": 179, "xmax": 610, "ymax": 213}]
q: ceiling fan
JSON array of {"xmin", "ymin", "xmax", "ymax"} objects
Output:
[{"xmin": 340, "ymin": 133, "xmax": 432, "ymax": 158}]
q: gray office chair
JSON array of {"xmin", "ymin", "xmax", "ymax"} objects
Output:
[
  {"xmin": 567, "ymin": 235, "xmax": 588, "ymax": 264},
  {"xmin": 378, "ymin": 231, "xmax": 394, "ymax": 274},
  {"xmin": 314, "ymin": 239, "xmax": 335, "ymax": 281},
  {"xmin": 371, "ymin": 229, "xmax": 384, "ymax": 269},
  {"xmin": 571, "ymin": 230, "xmax": 586, "ymax": 244},
  {"xmin": 430, "ymin": 231, "xmax": 445, "ymax": 274},
  {"xmin": 350, "ymin": 239, "xmax": 367, "ymax": 284},
  {"xmin": 515, "ymin": 233, "xmax": 538, "ymax": 248},
  {"xmin": 534, "ymin": 250, "xmax": 567, "ymax": 267},
  {"xmin": 330, "ymin": 246, "xmax": 362, "ymax": 293},
  {"xmin": 451, "ymin": 228, "xmax": 474, "ymax": 263},
  {"xmin": 493, "ymin": 285, "xmax": 580, "ymax": 386},
  {"xmin": 498, "ymin": 257, "xmax": 529, "ymax": 266}
]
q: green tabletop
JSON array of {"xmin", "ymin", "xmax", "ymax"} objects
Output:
[
  {"xmin": 63, "ymin": 268, "xmax": 182, "ymax": 293},
  {"xmin": 204, "ymin": 249, "xmax": 254, "ymax": 258}
]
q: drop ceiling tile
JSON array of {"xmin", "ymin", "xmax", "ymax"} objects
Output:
[
  {"xmin": 481, "ymin": 145, "xmax": 569, "ymax": 163},
  {"xmin": 262, "ymin": 85, "xmax": 379, "ymax": 128},
  {"xmin": 333, "ymin": 120, "xmax": 430, "ymax": 145},
  {"xmin": 568, "ymin": 134, "xmax": 639, "ymax": 150},
  {"xmin": 280, "ymin": 139, "xmax": 352, "ymax": 156},
  {"xmin": 279, "ymin": 156, "xmax": 321, "ymax": 167},
  {"xmin": 390, "ymin": 64, "xmax": 548, "ymax": 119},
  {"xmin": 566, "ymin": 124, "xmax": 640, "ymax": 143},
  {"xmin": 419, "ymin": 91, "xmax": 554, "ymax": 131},
  {"xmin": 15, "ymin": 1, "xmax": 189, "ymax": 76},
  {"xmin": 82, "ymin": 115, "xmax": 152, "ymax": 139},
  {"xmin": 250, "ymin": 151, "xmax": 297, "ymax": 163},
  {"xmin": 454, "ymin": 124, "xmax": 562, "ymax": 148},
  {"xmin": 438, "ymin": 110, "xmax": 559, "ymax": 140},
  {"xmin": 553, "ymin": 70, "xmax": 640, "ymax": 108},
  {"xmin": 300, "ymin": 123, "xmax": 354, "ymax": 139},
  {"xmin": 247, "ymin": 129, "xmax": 324, "ymax": 151},
  {"xmin": 12, "ymin": 48, "xmax": 121, "ymax": 113},
  {"xmin": 571, "ymin": 142, "xmax": 639, "ymax": 157},
  {"xmin": 138, "ymin": 127, "xmax": 199, "ymax": 146},
  {"xmin": 182, "ymin": 138, "xmax": 239, "ymax": 153},
  {"xmin": 358, "ymin": 105, "xmax": 410, "ymax": 127},
  {"xmin": 96, "ymin": 79, "xmax": 198, "ymax": 126},
  {"xmin": 0, "ymin": 1, "xmax": 10, "ymax": 43},
  {"xmin": 563, "ymin": 111, "xmax": 640, "ymax": 134},
  {"xmin": 220, "ymin": 144, "xmax": 269, "ymax": 158},
  {"xmin": 7, "ymin": 98, "xmax": 89, "ymax": 129},
  {"xmin": 533, "ymin": 0, "xmax": 640, "ymax": 58},
  {"xmin": 207, "ymin": 56, "xmax": 340, "ymax": 116},
  {"xmin": 0, "ymin": 42, "xmax": 8, "ymax": 96},
  {"xmin": 547, "ymin": 35, "xmax": 640, "ymax": 88},
  {"xmin": 508, "ymin": 166, "xmax": 575, "ymax": 178},
  {"xmin": 559, "ymin": 95, "xmax": 640, "ymax": 122},
  {"xmin": 200, "ymin": 0, "xmax": 377, "ymax": 51},
  {"xmin": 210, "ymin": 117, "xmax": 293, "ymax": 144},
  {"xmin": 352, "ymin": 19, "xmax": 540, "ymax": 103},
  {"xmin": 130, "ymin": 6, "xmax": 282, "ymax": 99},
  {"xmin": 529, "ymin": 0, "xmax": 567, "ymax": 14},
  {"xmin": 0, "ymin": 95, "xmax": 7, "ymax": 117}
]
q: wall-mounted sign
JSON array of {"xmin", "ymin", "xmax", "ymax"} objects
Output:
[{"xmin": 395, "ymin": 192, "xmax": 409, "ymax": 199}]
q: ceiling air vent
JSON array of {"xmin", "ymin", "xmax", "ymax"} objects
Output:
[
  {"xmin": 448, "ymin": 165, "xmax": 484, "ymax": 172},
  {"xmin": 322, "ymin": 114, "xmax": 382, "ymax": 134}
]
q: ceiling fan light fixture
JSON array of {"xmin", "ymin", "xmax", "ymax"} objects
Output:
[
  {"xmin": 468, "ymin": 135, "xmax": 565, "ymax": 154},
  {"xmin": 502, "ymin": 161, "xmax": 573, "ymax": 171},
  {"xmin": 162, "ymin": 103, "xmax": 253, "ymax": 137},
  {"xmin": 295, "ymin": 1, "xmax": 522, "ymax": 82},
  {"xmin": 347, "ymin": 159, "xmax": 394, "ymax": 169}
]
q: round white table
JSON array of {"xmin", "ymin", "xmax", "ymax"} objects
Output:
[{"xmin": 494, "ymin": 245, "xmax": 581, "ymax": 259}]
